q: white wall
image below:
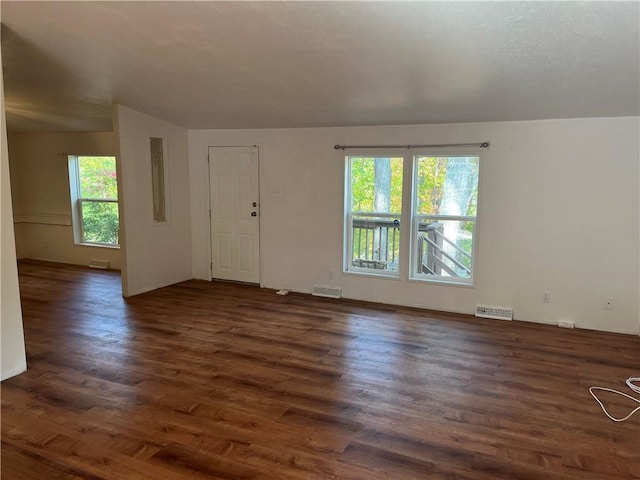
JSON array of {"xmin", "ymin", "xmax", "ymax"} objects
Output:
[
  {"xmin": 8, "ymin": 131, "xmax": 122, "ymax": 269},
  {"xmin": 189, "ymin": 117, "xmax": 640, "ymax": 334},
  {"xmin": 114, "ymin": 105, "xmax": 192, "ymax": 296},
  {"xmin": 1, "ymin": 52, "xmax": 27, "ymax": 380}
]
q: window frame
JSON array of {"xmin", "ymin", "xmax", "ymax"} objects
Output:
[
  {"xmin": 343, "ymin": 149, "xmax": 481, "ymax": 286},
  {"xmin": 409, "ymin": 153, "xmax": 480, "ymax": 286},
  {"xmin": 343, "ymin": 152, "xmax": 408, "ymax": 279},
  {"xmin": 68, "ymin": 155, "xmax": 120, "ymax": 248}
]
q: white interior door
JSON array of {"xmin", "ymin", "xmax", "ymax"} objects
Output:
[{"xmin": 209, "ymin": 146, "xmax": 260, "ymax": 283}]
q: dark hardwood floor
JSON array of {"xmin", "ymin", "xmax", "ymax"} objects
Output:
[{"xmin": 2, "ymin": 260, "xmax": 639, "ymax": 479}]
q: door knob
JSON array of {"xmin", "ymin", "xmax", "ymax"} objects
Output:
[
  {"xmin": 252, "ymin": 202, "xmax": 257, "ymax": 207},
  {"xmin": 251, "ymin": 212, "xmax": 257, "ymax": 217}
]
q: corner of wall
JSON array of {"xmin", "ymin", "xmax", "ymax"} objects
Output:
[
  {"xmin": 0, "ymin": 51, "xmax": 27, "ymax": 380},
  {"xmin": 112, "ymin": 104, "xmax": 130, "ymax": 297},
  {"xmin": 114, "ymin": 104, "xmax": 192, "ymax": 296}
]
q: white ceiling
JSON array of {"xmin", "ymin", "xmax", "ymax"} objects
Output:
[{"xmin": 1, "ymin": 1, "xmax": 639, "ymax": 132}]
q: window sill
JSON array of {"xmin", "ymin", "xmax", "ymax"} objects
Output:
[
  {"xmin": 75, "ymin": 242, "xmax": 120, "ymax": 250},
  {"xmin": 407, "ymin": 276, "xmax": 476, "ymax": 288},
  {"xmin": 342, "ymin": 269, "xmax": 401, "ymax": 281}
]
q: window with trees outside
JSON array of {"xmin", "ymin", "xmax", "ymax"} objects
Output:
[
  {"xmin": 346, "ymin": 157, "xmax": 404, "ymax": 276},
  {"xmin": 344, "ymin": 153, "xmax": 480, "ymax": 285},
  {"xmin": 68, "ymin": 156, "xmax": 119, "ymax": 247}
]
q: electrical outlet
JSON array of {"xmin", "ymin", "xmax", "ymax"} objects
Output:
[
  {"xmin": 604, "ymin": 297, "xmax": 614, "ymax": 310},
  {"xmin": 543, "ymin": 291, "xmax": 551, "ymax": 303}
]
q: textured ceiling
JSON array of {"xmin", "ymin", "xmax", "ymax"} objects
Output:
[{"xmin": 1, "ymin": 1, "xmax": 639, "ymax": 132}]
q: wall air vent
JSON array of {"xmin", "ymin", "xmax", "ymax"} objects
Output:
[
  {"xmin": 312, "ymin": 285, "xmax": 342, "ymax": 299},
  {"xmin": 475, "ymin": 304, "xmax": 513, "ymax": 321},
  {"xmin": 89, "ymin": 259, "xmax": 110, "ymax": 270}
]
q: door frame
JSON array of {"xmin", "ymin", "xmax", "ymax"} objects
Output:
[{"xmin": 207, "ymin": 144, "xmax": 262, "ymax": 286}]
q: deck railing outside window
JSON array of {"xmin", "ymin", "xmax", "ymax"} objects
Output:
[{"xmin": 351, "ymin": 218, "xmax": 473, "ymax": 278}]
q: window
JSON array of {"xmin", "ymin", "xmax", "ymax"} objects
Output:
[
  {"xmin": 345, "ymin": 156, "xmax": 404, "ymax": 276},
  {"xmin": 68, "ymin": 156, "xmax": 119, "ymax": 246},
  {"xmin": 344, "ymin": 152, "xmax": 480, "ymax": 285},
  {"xmin": 410, "ymin": 156, "xmax": 479, "ymax": 284}
]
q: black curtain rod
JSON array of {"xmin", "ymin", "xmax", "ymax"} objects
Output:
[{"xmin": 334, "ymin": 142, "xmax": 489, "ymax": 151}]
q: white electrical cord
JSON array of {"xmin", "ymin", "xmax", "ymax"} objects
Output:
[{"xmin": 589, "ymin": 377, "xmax": 640, "ymax": 422}]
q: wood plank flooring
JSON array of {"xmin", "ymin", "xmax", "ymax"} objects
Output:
[{"xmin": 2, "ymin": 260, "xmax": 639, "ymax": 479}]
